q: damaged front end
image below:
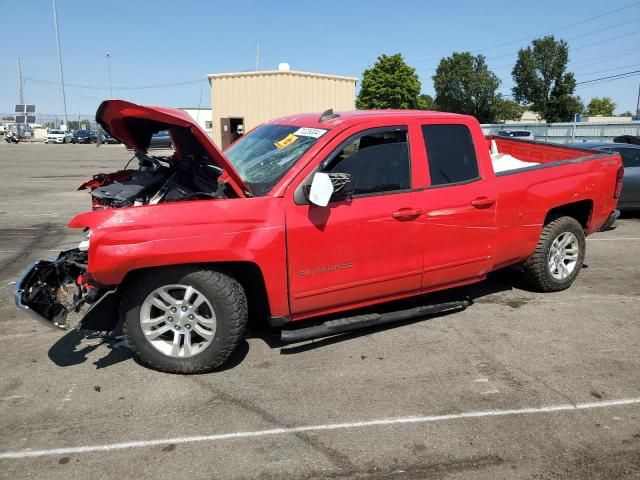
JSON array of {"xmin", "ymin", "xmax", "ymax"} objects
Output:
[{"xmin": 14, "ymin": 248, "xmax": 118, "ymax": 331}]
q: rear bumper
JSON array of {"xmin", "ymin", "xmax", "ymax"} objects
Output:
[{"xmin": 600, "ymin": 209, "xmax": 620, "ymax": 231}]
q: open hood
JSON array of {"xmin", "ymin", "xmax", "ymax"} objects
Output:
[{"xmin": 96, "ymin": 100, "xmax": 247, "ymax": 196}]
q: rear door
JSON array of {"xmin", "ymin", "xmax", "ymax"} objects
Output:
[
  {"xmin": 284, "ymin": 125, "xmax": 424, "ymax": 317},
  {"xmin": 416, "ymin": 123, "xmax": 497, "ymax": 289}
]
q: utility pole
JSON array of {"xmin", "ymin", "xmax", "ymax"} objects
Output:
[
  {"xmin": 256, "ymin": 42, "xmax": 260, "ymax": 71},
  {"xmin": 51, "ymin": 0, "xmax": 68, "ymax": 128},
  {"xmin": 636, "ymin": 82, "xmax": 639, "ymax": 118},
  {"xmin": 17, "ymin": 58, "xmax": 24, "ymax": 104},
  {"xmin": 105, "ymin": 53, "xmax": 113, "ymax": 98}
]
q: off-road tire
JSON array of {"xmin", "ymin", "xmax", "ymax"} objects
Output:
[
  {"xmin": 523, "ymin": 216, "xmax": 586, "ymax": 292},
  {"xmin": 121, "ymin": 266, "xmax": 247, "ymax": 374}
]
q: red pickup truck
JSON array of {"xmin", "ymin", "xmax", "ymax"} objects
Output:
[{"xmin": 15, "ymin": 100, "xmax": 622, "ymax": 373}]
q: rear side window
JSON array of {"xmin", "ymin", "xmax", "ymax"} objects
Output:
[
  {"xmin": 324, "ymin": 129, "xmax": 411, "ymax": 196},
  {"xmin": 421, "ymin": 125, "xmax": 479, "ymax": 186}
]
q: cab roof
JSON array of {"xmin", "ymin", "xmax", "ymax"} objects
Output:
[{"xmin": 267, "ymin": 110, "xmax": 469, "ymax": 130}]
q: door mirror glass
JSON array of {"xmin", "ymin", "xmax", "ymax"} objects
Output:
[{"xmin": 309, "ymin": 172, "xmax": 334, "ymax": 207}]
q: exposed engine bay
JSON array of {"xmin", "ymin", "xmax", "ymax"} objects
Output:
[{"xmin": 78, "ymin": 152, "xmax": 234, "ymax": 210}]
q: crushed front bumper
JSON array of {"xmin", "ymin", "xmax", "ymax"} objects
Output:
[{"xmin": 14, "ymin": 249, "xmax": 118, "ymax": 331}]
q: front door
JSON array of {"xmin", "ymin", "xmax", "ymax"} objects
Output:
[{"xmin": 285, "ymin": 126, "xmax": 424, "ymax": 317}]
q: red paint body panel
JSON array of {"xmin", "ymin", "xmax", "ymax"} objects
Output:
[
  {"xmin": 70, "ymin": 198, "xmax": 289, "ymax": 318},
  {"xmin": 67, "ymin": 106, "xmax": 622, "ymax": 325}
]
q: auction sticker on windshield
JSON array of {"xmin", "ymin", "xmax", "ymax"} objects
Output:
[
  {"xmin": 293, "ymin": 127, "xmax": 327, "ymax": 138},
  {"xmin": 274, "ymin": 133, "xmax": 299, "ymax": 149}
]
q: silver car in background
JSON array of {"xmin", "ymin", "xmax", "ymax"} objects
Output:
[{"xmin": 569, "ymin": 142, "xmax": 640, "ymax": 211}]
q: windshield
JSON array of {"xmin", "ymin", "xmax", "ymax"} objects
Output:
[
  {"xmin": 225, "ymin": 124, "xmax": 327, "ymax": 196},
  {"xmin": 50, "ymin": 130, "xmax": 64, "ymax": 134}
]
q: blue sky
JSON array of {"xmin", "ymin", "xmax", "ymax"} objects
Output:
[{"xmin": 1, "ymin": 0, "xmax": 638, "ymax": 117}]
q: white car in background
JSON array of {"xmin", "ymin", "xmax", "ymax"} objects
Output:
[{"xmin": 45, "ymin": 129, "xmax": 73, "ymax": 144}]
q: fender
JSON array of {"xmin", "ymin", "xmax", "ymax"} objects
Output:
[{"xmin": 68, "ymin": 197, "xmax": 290, "ymax": 318}]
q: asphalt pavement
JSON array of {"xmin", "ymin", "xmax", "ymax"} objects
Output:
[{"xmin": 0, "ymin": 142, "xmax": 639, "ymax": 479}]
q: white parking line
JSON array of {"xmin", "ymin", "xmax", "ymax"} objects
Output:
[
  {"xmin": 587, "ymin": 237, "xmax": 640, "ymax": 241},
  {"xmin": 1, "ymin": 397, "xmax": 638, "ymax": 460}
]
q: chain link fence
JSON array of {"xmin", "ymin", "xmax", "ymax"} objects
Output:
[{"xmin": 481, "ymin": 121, "xmax": 640, "ymax": 144}]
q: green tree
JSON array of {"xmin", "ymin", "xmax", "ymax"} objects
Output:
[
  {"xmin": 493, "ymin": 97, "xmax": 526, "ymax": 122},
  {"xmin": 512, "ymin": 36, "xmax": 582, "ymax": 122},
  {"xmin": 586, "ymin": 97, "xmax": 616, "ymax": 116},
  {"xmin": 417, "ymin": 94, "xmax": 435, "ymax": 110},
  {"xmin": 432, "ymin": 52, "xmax": 501, "ymax": 123},
  {"xmin": 356, "ymin": 54, "xmax": 421, "ymax": 109},
  {"xmin": 619, "ymin": 111, "xmax": 633, "ymax": 117}
]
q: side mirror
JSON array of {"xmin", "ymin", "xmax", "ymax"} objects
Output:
[
  {"xmin": 308, "ymin": 172, "xmax": 334, "ymax": 207},
  {"xmin": 308, "ymin": 172, "xmax": 352, "ymax": 207}
]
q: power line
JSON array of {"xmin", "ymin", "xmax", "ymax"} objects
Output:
[
  {"xmin": 23, "ymin": 76, "xmax": 206, "ymax": 90},
  {"xmin": 577, "ymin": 63, "xmax": 640, "ymax": 78},
  {"xmin": 469, "ymin": 1, "xmax": 640, "ymax": 54},
  {"xmin": 27, "ymin": 78, "xmax": 104, "ymax": 101},
  {"xmin": 569, "ymin": 46, "xmax": 640, "ymax": 69},
  {"xmin": 575, "ymin": 69, "xmax": 640, "ymax": 85},
  {"xmin": 483, "ymin": 25, "xmax": 640, "ymax": 62},
  {"xmin": 486, "ymin": 45, "xmax": 640, "ymax": 72},
  {"xmin": 410, "ymin": 1, "xmax": 640, "ymax": 65},
  {"xmin": 415, "ymin": 27, "xmax": 640, "ymax": 76},
  {"xmin": 500, "ymin": 69, "xmax": 640, "ymax": 97},
  {"xmin": 348, "ymin": 2, "xmax": 640, "ymax": 76}
]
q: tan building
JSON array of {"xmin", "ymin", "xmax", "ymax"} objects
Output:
[{"xmin": 207, "ymin": 65, "xmax": 357, "ymax": 148}]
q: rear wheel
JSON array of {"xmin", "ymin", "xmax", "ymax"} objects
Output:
[
  {"xmin": 522, "ymin": 216, "xmax": 586, "ymax": 292},
  {"xmin": 122, "ymin": 266, "xmax": 248, "ymax": 373}
]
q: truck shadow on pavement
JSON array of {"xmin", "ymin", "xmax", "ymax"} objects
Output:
[
  {"xmin": 46, "ymin": 267, "xmax": 533, "ymax": 370},
  {"xmin": 47, "ymin": 330, "xmax": 134, "ymax": 369},
  {"xmin": 264, "ymin": 267, "xmax": 537, "ymax": 355},
  {"xmin": 47, "ymin": 329, "xmax": 250, "ymax": 372}
]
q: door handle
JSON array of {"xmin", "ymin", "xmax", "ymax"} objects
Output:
[
  {"xmin": 471, "ymin": 197, "xmax": 496, "ymax": 208},
  {"xmin": 392, "ymin": 208, "xmax": 423, "ymax": 220}
]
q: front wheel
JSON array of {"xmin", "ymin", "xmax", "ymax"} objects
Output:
[
  {"xmin": 122, "ymin": 266, "xmax": 248, "ymax": 373},
  {"xmin": 522, "ymin": 216, "xmax": 586, "ymax": 292}
]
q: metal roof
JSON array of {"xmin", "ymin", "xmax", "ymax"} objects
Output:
[{"xmin": 207, "ymin": 70, "xmax": 358, "ymax": 83}]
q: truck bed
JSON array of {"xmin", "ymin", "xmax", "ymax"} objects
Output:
[{"xmin": 486, "ymin": 136, "xmax": 606, "ymax": 175}]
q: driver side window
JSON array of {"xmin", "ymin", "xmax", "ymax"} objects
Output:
[{"xmin": 323, "ymin": 128, "xmax": 411, "ymax": 197}]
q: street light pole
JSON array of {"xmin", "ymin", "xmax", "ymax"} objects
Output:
[
  {"xmin": 51, "ymin": 0, "xmax": 68, "ymax": 128},
  {"xmin": 17, "ymin": 58, "xmax": 24, "ymax": 104},
  {"xmin": 105, "ymin": 53, "xmax": 113, "ymax": 98}
]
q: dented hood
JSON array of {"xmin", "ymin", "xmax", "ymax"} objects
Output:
[{"xmin": 96, "ymin": 100, "xmax": 247, "ymax": 196}]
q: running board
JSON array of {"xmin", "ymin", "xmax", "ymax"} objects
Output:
[{"xmin": 280, "ymin": 300, "xmax": 470, "ymax": 343}]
